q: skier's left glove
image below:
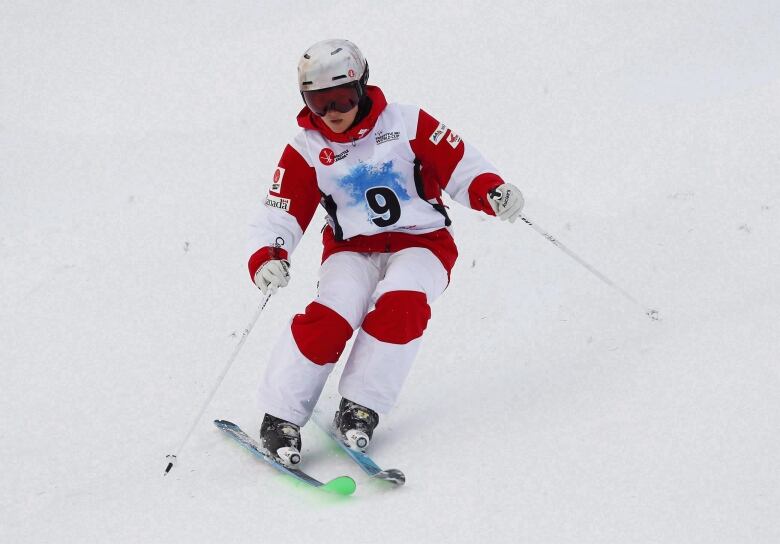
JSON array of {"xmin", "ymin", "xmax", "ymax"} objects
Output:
[{"xmin": 488, "ymin": 183, "xmax": 524, "ymax": 223}]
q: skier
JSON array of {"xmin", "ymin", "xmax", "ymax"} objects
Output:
[{"xmin": 248, "ymin": 39, "xmax": 524, "ymax": 467}]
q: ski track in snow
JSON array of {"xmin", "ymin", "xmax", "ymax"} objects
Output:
[{"xmin": 2, "ymin": 2, "xmax": 779, "ymax": 543}]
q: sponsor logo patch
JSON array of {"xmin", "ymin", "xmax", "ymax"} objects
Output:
[
  {"xmin": 271, "ymin": 167, "xmax": 285, "ymax": 193},
  {"xmin": 375, "ymin": 130, "xmax": 401, "ymax": 145},
  {"xmin": 265, "ymin": 195, "xmax": 291, "ymax": 211},
  {"xmin": 446, "ymin": 131, "xmax": 461, "ymax": 149},
  {"xmin": 319, "ymin": 148, "xmax": 335, "ymax": 165},
  {"xmin": 319, "ymin": 147, "xmax": 349, "ymax": 165},
  {"xmin": 429, "ymin": 122, "xmax": 447, "ymax": 145}
]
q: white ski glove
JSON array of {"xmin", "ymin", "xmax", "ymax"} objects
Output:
[
  {"xmin": 253, "ymin": 259, "xmax": 291, "ymax": 295},
  {"xmin": 488, "ymin": 183, "xmax": 525, "ymax": 223}
]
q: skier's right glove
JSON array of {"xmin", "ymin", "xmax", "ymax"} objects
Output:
[{"xmin": 253, "ymin": 259, "xmax": 291, "ymax": 295}]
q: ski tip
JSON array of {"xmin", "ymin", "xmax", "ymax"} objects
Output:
[
  {"xmin": 375, "ymin": 469, "xmax": 406, "ymax": 486},
  {"xmin": 321, "ymin": 475, "xmax": 357, "ymax": 496}
]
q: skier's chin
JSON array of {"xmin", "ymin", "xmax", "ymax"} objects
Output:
[
  {"xmin": 323, "ymin": 105, "xmax": 358, "ymax": 133},
  {"xmin": 325, "ymin": 118, "xmax": 347, "ymax": 133}
]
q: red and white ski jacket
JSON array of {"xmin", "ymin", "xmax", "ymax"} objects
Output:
[{"xmin": 248, "ymin": 86, "xmax": 506, "ymax": 281}]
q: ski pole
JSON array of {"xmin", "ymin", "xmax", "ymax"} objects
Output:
[
  {"xmin": 519, "ymin": 214, "xmax": 659, "ymax": 321},
  {"xmin": 164, "ymin": 292, "xmax": 273, "ymax": 475}
]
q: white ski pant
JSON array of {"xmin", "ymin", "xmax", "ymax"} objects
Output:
[{"xmin": 257, "ymin": 247, "xmax": 449, "ymax": 426}]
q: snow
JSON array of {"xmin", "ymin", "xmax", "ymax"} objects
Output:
[{"xmin": 2, "ymin": 1, "xmax": 779, "ymax": 542}]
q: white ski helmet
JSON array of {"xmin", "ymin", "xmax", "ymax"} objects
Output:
[{"xmin": 297, "ymin": 39, "xmax": 369, "ymax": 93}]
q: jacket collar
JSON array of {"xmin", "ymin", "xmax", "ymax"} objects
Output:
[{"xmin": 296, "ymin": 86, "xmax": 388, "ymax": 144}]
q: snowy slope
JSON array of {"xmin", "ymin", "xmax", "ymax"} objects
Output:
[{"xmin": 2, "ymin": 2, "xmax": 779, "ymax": 543}]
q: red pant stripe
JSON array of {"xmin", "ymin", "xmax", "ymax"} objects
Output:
[
  {"xmin": 361, "ymin": 291, "xmax": 431, "ymax": 345},
  {"xmin": 291, "ymin": 302, "xmax": 353, "ymax": 365}
]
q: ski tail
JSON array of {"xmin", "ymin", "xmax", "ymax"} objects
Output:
[{"xmin": 311, "ymin": 411, "xmax": 406, "ymax": 486}]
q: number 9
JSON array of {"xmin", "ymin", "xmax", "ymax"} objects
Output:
[{"xmin": 365, "ymin": 187, "xmax": 401, "ymax": 227}]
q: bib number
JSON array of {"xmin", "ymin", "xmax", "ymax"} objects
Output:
[{"xmin": 365, "ymin": 187, "xmax": 401, "ymax": 227}]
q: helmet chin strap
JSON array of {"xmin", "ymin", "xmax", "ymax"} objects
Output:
[
  {"xmin": 358, "ymin": 61, "xmax": 370, "ymax": 95},
  {"xmin": 347, "ymin": 94, "xmax": 373, "ymax": 131},
  {"xmin": 347, "ymin": 62, "xmax": 371, "ymax": 130}
]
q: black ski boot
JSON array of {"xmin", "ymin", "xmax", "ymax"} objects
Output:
[
  {"xmin": 333, "ymin": 398, "xmax": 379, "ymax": 452},
  {"xmin": 260, "ymin": 413, "xmax": 302, "ymax": 467}
]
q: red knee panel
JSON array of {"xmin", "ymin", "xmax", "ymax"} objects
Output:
[
  {"xmin": 362, "ymin": 291, "xmax": 431, "ymax": 345},
  {"xmin": 291, "ymin": 302, "xmax": 353, "ymax": 365}
]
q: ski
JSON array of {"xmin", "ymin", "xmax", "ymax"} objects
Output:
[
  {"xmin": 213, "ymin": 419, "xmax": 356, "ymax": 496},
  {"xmin": 312, "ymin": 411, "xmax": 406, "ymax": 486}
]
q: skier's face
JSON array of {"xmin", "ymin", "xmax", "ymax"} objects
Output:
[{"xmin": 321, "ymin": 104, "xmax": 358, "ymax": 134}]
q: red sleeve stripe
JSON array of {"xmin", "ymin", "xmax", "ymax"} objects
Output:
[
  {"xmin": 276, "ymin": 144, "xmax": 321, "ymax": 233},
  {"xmin": 409, "ymin": 109, "xmax": 465, "ymax": 192}
]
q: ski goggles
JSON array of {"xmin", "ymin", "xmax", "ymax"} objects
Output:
[{"xmin": 301, "ymin": 83, "xmax": 361, "ymax": 117}]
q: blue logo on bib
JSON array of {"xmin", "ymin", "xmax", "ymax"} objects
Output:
[{"xmin": 339, "ymin": 161, "xmax": 411, "ymax": 207}]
